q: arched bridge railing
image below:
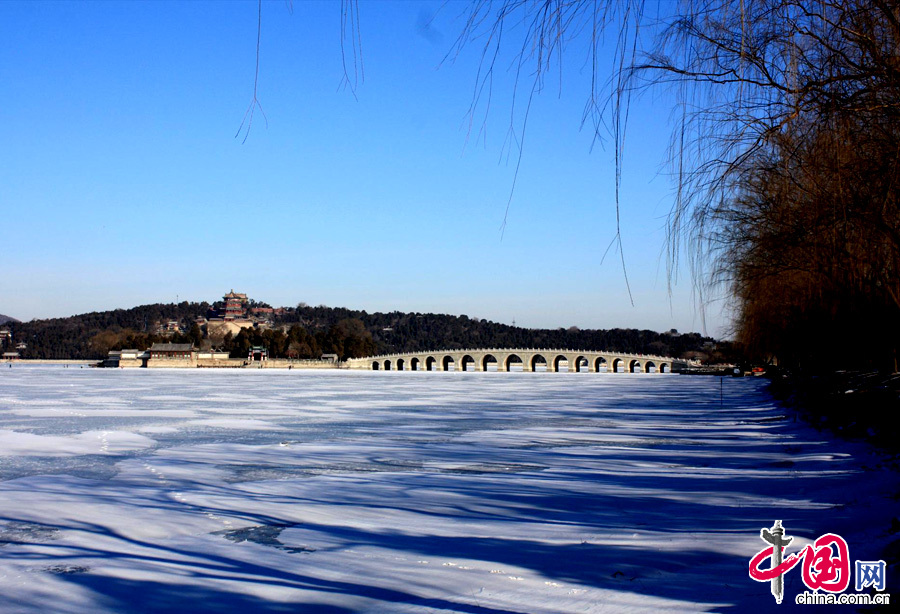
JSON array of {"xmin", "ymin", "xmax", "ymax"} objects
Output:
[{"xmin": 346, "ymin": 348, "xmax": 683, "ymax": 374}]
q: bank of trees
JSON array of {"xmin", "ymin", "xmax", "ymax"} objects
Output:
[
  {"xmin": 280, "ymin": 306, "xmax": 719, "ymax": 360},
  {"xmin": 692, "ymin": 1, "xmax": 900, "ymax": 371},
  {"xmin": 221, "ymin": 319, "xmax": 376, "ymax": 361}
]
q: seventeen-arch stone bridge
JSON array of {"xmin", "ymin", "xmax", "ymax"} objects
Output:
[{"xmin": 346, "ymin": 349, "xmax": 684, "ymax": 373}]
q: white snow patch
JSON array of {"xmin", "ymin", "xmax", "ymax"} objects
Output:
[{"xmin": 0, "ymin": 429, "xmax": 156, "ymax": 456}]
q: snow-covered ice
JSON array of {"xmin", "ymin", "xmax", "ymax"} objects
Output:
[{"xmin": 0, "ymin": 367, "xmax": 896, "ymax": 612}]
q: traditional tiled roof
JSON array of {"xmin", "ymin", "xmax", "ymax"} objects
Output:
[{"xmin": 149, "ymin": 343, "xmax": 194, "ymax": 352}]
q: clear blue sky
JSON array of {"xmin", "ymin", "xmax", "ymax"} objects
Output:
[{"xmin": 1, "ymin": 0, "xmax": 729, "ymax": 337}]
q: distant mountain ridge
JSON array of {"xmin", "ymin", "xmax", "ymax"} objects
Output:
[{"xmin": 0, "ymin": 313, "xmax": 20, "ymax": 325}]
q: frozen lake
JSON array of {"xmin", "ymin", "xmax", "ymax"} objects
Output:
[{"xmin": 0, "ymin": 367, "xmax": 896, "ymax": 612}]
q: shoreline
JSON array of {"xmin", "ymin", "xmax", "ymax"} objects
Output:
[
  {"xmin": 1, "ymin": 359, "xmax": 99, "ymax": 365},
  {"xmin": 768, "ymin": 370, "xmax": 900, "ymax": 452}
]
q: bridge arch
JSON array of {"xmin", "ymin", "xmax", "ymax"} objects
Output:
[
  {"xmin": 645, "ymin": 361, "xmax": 656, "ymax": 373},
  {"xmin": 552, "ymin": 355, "xmax": 568, "ymax": 372},
  {"xmin": 573, "ymin": 355, "xmax": 588, "ymax": 372},
  {"xmin": 660, "ymin": 363, "xmax": 670, "ymax": 373},
  {"xmin": 442, "ymin": 355, "xmax": 454, "ymax": 371},
  {"xmin": 372, "ymin": 361, "xmax": 380, "ymax": 371},
  {"xmin": 426, "ymin": 356, "xmax": 436, "ymax": 371},
  {"xmin": 594, "ymin": 356, "xmax": 608, "ymax": 372},
  {"xmin": 505, "ymin": 354, "xmax": 523, "ymax": 372},
  {"xmin": 460, "ymin": 355, "xmax": 475, "ymax": 372},
  {"xmin": 612, "ymin": 358, "xmax": 624, "ymax": 373},
  {"xmin": 410, "ymin": 357, "xmax": 420, "ymax": 371},
  {"xmin": 629, "ymin": 359, "xmax": 641, "ymax": 373},
  {"xmin": 396, "ymin": 358, "xmax": 405, "ymax": 371},
  {"xmin": 531, "ymin": 354, "xmax": 548, "ymax": 372},
  {"xmin": 482, "ymin": 354, "xmax": 498, "ymax": 372},
  {"xmin": 384, "ymin": 359, "xmax": 392, "ymax": 371}
]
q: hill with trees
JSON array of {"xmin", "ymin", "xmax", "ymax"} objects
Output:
[
  {"xmin": 3, "ymin": 301, "xmax": 723, "ymax": 363},
  {"xmin": 5, "ymin": 303, "xmax": 209, "ymax": 360}
]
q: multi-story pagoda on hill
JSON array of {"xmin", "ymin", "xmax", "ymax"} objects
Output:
[
  {"xmin": 206, "ymin": 290, "xmax": 254, "ymax": 343},
  {"xmin": 222, "ymin": 290, "xmax": 248, "ymax": 321}
]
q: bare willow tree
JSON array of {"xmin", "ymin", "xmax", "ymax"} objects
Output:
[
  {"xmin": 670, "ymin": 0, "xmax": 900, "ymax": 370},
  {"xmin": 451, "ymin": 0, "xmax": 900, "ymax": 370}
]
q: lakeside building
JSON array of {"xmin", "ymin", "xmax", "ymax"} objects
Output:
[
  {"xmin": 104, "ymin": 348, "xmax": 146, "ymax": 368},
  {"xmin": 105, "ymin": 345, "xmax": 197, "ymax": 368},
  {"xmin": 143, "ymin": 343, "xmax": 197, "ymax": 368},
  {"xmin": 149, "ymin": 343, "xmax": 194, "ymax": 359},
  {"xmin": 106, "ymin": 346, "xmax": 232, "ymax": 368},
  {"xmin": 102, "ymin": 344, "xmax": 337, "ymax": 369}
]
